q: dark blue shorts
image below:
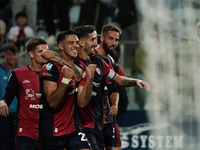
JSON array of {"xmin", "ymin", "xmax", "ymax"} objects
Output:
[
  {"xmin": 16, "ymin": 136, "xmax": 40, "ymax": 150},
  {"xmin": 103, "ymin": 122, "xmax": 114, "ymax": 147},
  {"xmin": 83, "ymin": 128, "xmax": 104, "ymax": 150},
  {"xmin": 41, "ymin": 131, "xmax": 91, "ymax": 150}
]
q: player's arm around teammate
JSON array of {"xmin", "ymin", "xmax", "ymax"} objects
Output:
[{"xmin": 41, "ymin": 50, "xmax": 83, "ymax": 82}]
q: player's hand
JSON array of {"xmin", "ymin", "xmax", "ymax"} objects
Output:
[
  {"xmin": 86, "ymin": 64, "xmax": 96, "ymax": 80},
  {"xmin": 109, "ymin": 105, "xmax": 118, "ymax": 117},
  {"xmin": 73, "ymin": 65, "xmax": 83, "ymax": 82},
  {"xmin": 136, "ymin": 80, "xmax": 151, "ymax": 92},
  {"xmin": 61, "ymin": 65, "xmax": 74, "ymax": 79},
  {"xmin": 0, "ymin": 100, "xmax": 9, "ymax": 117}
]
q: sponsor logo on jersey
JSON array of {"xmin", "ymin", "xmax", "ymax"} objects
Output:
[
  {"xmin": 91, "ymin": 91, "xmax": 97, "ymax": 96},
  {"xmin": 36, "ymin": 93, "xmax": 42, "ymax": 98},
  {"xmin": 93, "ymin": 81, "xmax": 100, "ymax": 87},
  {"xmin": 95, "ymin": 67, "xmax": 101, "ymax": 75},
  {"xmin": 42, "ymin": 72, "xmax": 52, "ymax": 77},
  {"xmin": 23, "ymin": 79, "xmax": 30, "ymax": 83},
  {"xmin": 29, "ymin": 104, "xmax": 43, "ymax": 109},
  {"xmin": 45, "ymin": 63, "xmax": 53, "ymax": 70}
]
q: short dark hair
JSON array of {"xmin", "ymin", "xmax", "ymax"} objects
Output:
[
  {"xmin": 101, "ymin": 24, "xmax": 121, "ymax": 36},
  {"xmin": 74, "ymin": 26, "xmax": 94, "ymax": 40},
  {"xmin": 4, "ymin": 44, "xmax": 18, "ymax": 54},
  {"xmin": 56, "ymin": 30, "xmax": 77, "ymax": 44},
  {"xmin": 15, "ymin": 11, "xmax": 27, "ymax": 20},
  {"xmin": 26, "ymin": 38, "xmax": 47, "ymax": 53},
  {"xmin": 84, "ymin": 25, "xmax": 97, "ymax": 31}
]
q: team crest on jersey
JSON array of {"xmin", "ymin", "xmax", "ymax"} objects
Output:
[
  {"xmin": 82, "ymin": 71, "xmax": 86, "ymax": 78},
  {"xmin": 45, "ymin": 63, "xmax": 53, "ymax": 70},
  {"xmin": 25, "ymin": 88, "xmax": 35, "ymax": 100},
  {"xmin": 95, "ymin": 67, "xmax": 101, "ymax": 75}
]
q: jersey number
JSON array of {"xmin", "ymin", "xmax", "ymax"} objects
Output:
[{"xmin": 78, "ymin": 132, "xmax": 87, "ymax": 141}]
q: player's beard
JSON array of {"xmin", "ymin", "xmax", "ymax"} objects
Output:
[
  {"xmin": 103, "ymin": 41, "xmax": 119, "ymax": 62},
  {"xmin": 103, "ymin": 41, "xmax": 114, "ymax": 55}
]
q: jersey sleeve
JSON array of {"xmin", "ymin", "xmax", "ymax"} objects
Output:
[
  {"xmin": 105, "ymin": 59, "xmax": 118, "ymax": 93},
  {"xmin": 2, "ymin": 71, "xmax": 19, "ymax": 107},
  {"xmin": 101, "ymin": 58, "xmax": 116, "ymax": 81},
  {"xmin": 40, "ymin": 63, "xmax": 59, "ymax": 82},
  {"xmin": 117, "ymin": 65, "xmax": 125, "ymax": 76}
]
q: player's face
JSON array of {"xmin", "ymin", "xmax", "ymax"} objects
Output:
[
  {"xmin": 84, "ymin": 32, "xmax": 97, "ymax": 56},
  {"xmin": 32, "ymin": 44, "xmax": 48, "ymax": 65},
  {"xmin": 60, "ymin": 34, "xmax": 79, "ymax": 60},
  {"xmin": 102, "ymin": 31, "xmax": 119, "ymax": 55},
  {"xmin": 4, "ymin": 50, "xmax": 18, "ymax": 66}
]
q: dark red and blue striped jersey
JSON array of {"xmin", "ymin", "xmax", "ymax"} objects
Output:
[
  {"xmin": 75, "ymin": 55, "xmax": 116, "ymax": 131},
  {"xmin": 2, "ymin": 65, "xmax": 43, "ymax": 140},
  {"xmin": 39, "ymin": 62, "xmax": 82, "ymax": 137},
  {"xmin": 94, "ymin": 50, "xmax": 119, "ymax": 125}
]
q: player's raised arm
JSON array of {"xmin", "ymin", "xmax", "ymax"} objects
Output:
[{"xmin": 41, "ymin": 50, "xmax": 82, "ymax": 81}]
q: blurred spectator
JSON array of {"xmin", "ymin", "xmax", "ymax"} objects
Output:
[
  {"xmin": 114, "ymin": 0, "xmax": 140, "ymax": 52},
  {"xmin": 7, "ymin": 11, "xmax": 34, "ymax": 50},
  {"xmin": 40, "ymin": 0, "xmax": 72, "ymax": 46},
  {"xmin": 0, "ymin": 0, "xmax": 12, "ymax": 24},
  {"xmin": 0, "ymin": 44, "xmax": 22, "ymax": 150},
  {"xmin": 11, "ymin": 0, "xmax": 37, "ymax": 32},
  {"xmin": 134, "ymin": 44, "xmax": 147, "ymax": 109},
  {"xmin": 0, "ymin": 19, "xmax": 6, "ymax": 48},
  {"xmin": 133, "ymin": 25, "xmax": 159, "ymax": 109},
  {"xmin": 78, "ymin": 0, "xmax": 111, "ymax": 34}
]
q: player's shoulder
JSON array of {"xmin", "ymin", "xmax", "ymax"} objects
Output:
[
  {"xmin": 14, "ymin": 65, "xmax": 28, "ymax": 72},
  {"xmin": 42, "ymin": 62, "xmax": 61, "ymax": 70},
  {"xmin": 113, "ymin": 63, "xmax": 120, "ymax": 68},
  {"xmin": 93, "ymin": 54, "xmax": 109, "ymax": 64}
]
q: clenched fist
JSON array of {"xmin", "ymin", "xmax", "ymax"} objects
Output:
[
  {"xmin": 86, "ymin": 64, "xmax": 97, "ymax": 80},
  {"xmin": 61, "ymin": 65, "xmax": 74, "ymax": 79}
]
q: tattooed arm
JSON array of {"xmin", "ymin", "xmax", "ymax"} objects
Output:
[
  {"xmin": 41, "ymin": 50, "xmax": 82, "ymax": 81},
  {"xmin": 111, "ymin": 74, "xmax": 151, "ymax": 92}
]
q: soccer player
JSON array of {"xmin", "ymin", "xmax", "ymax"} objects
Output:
[
  {"xmin": 40, "ymin": 30, "xmax": 94, "ymax": 150},
  {"xmin": 42, "ymin": 26, "xmax": 150, "ymax": 150},
  {"xmin": 0, "ymin": 44, "xmax": 22, "ymax": 150},
  {"xmin": 74, "ymin": 26, "xmax": 150, "ymax": 150},
  {"xmin": 96, "ymin": 24, "xmax": 129, "ymax": 150},
  {"xmin": 84, "ymin": 24, "xmax": 120, "ymax": 150},
  {"xmin": 0, "ymin": 37, "xmax": 48, "ymax": 150}
]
